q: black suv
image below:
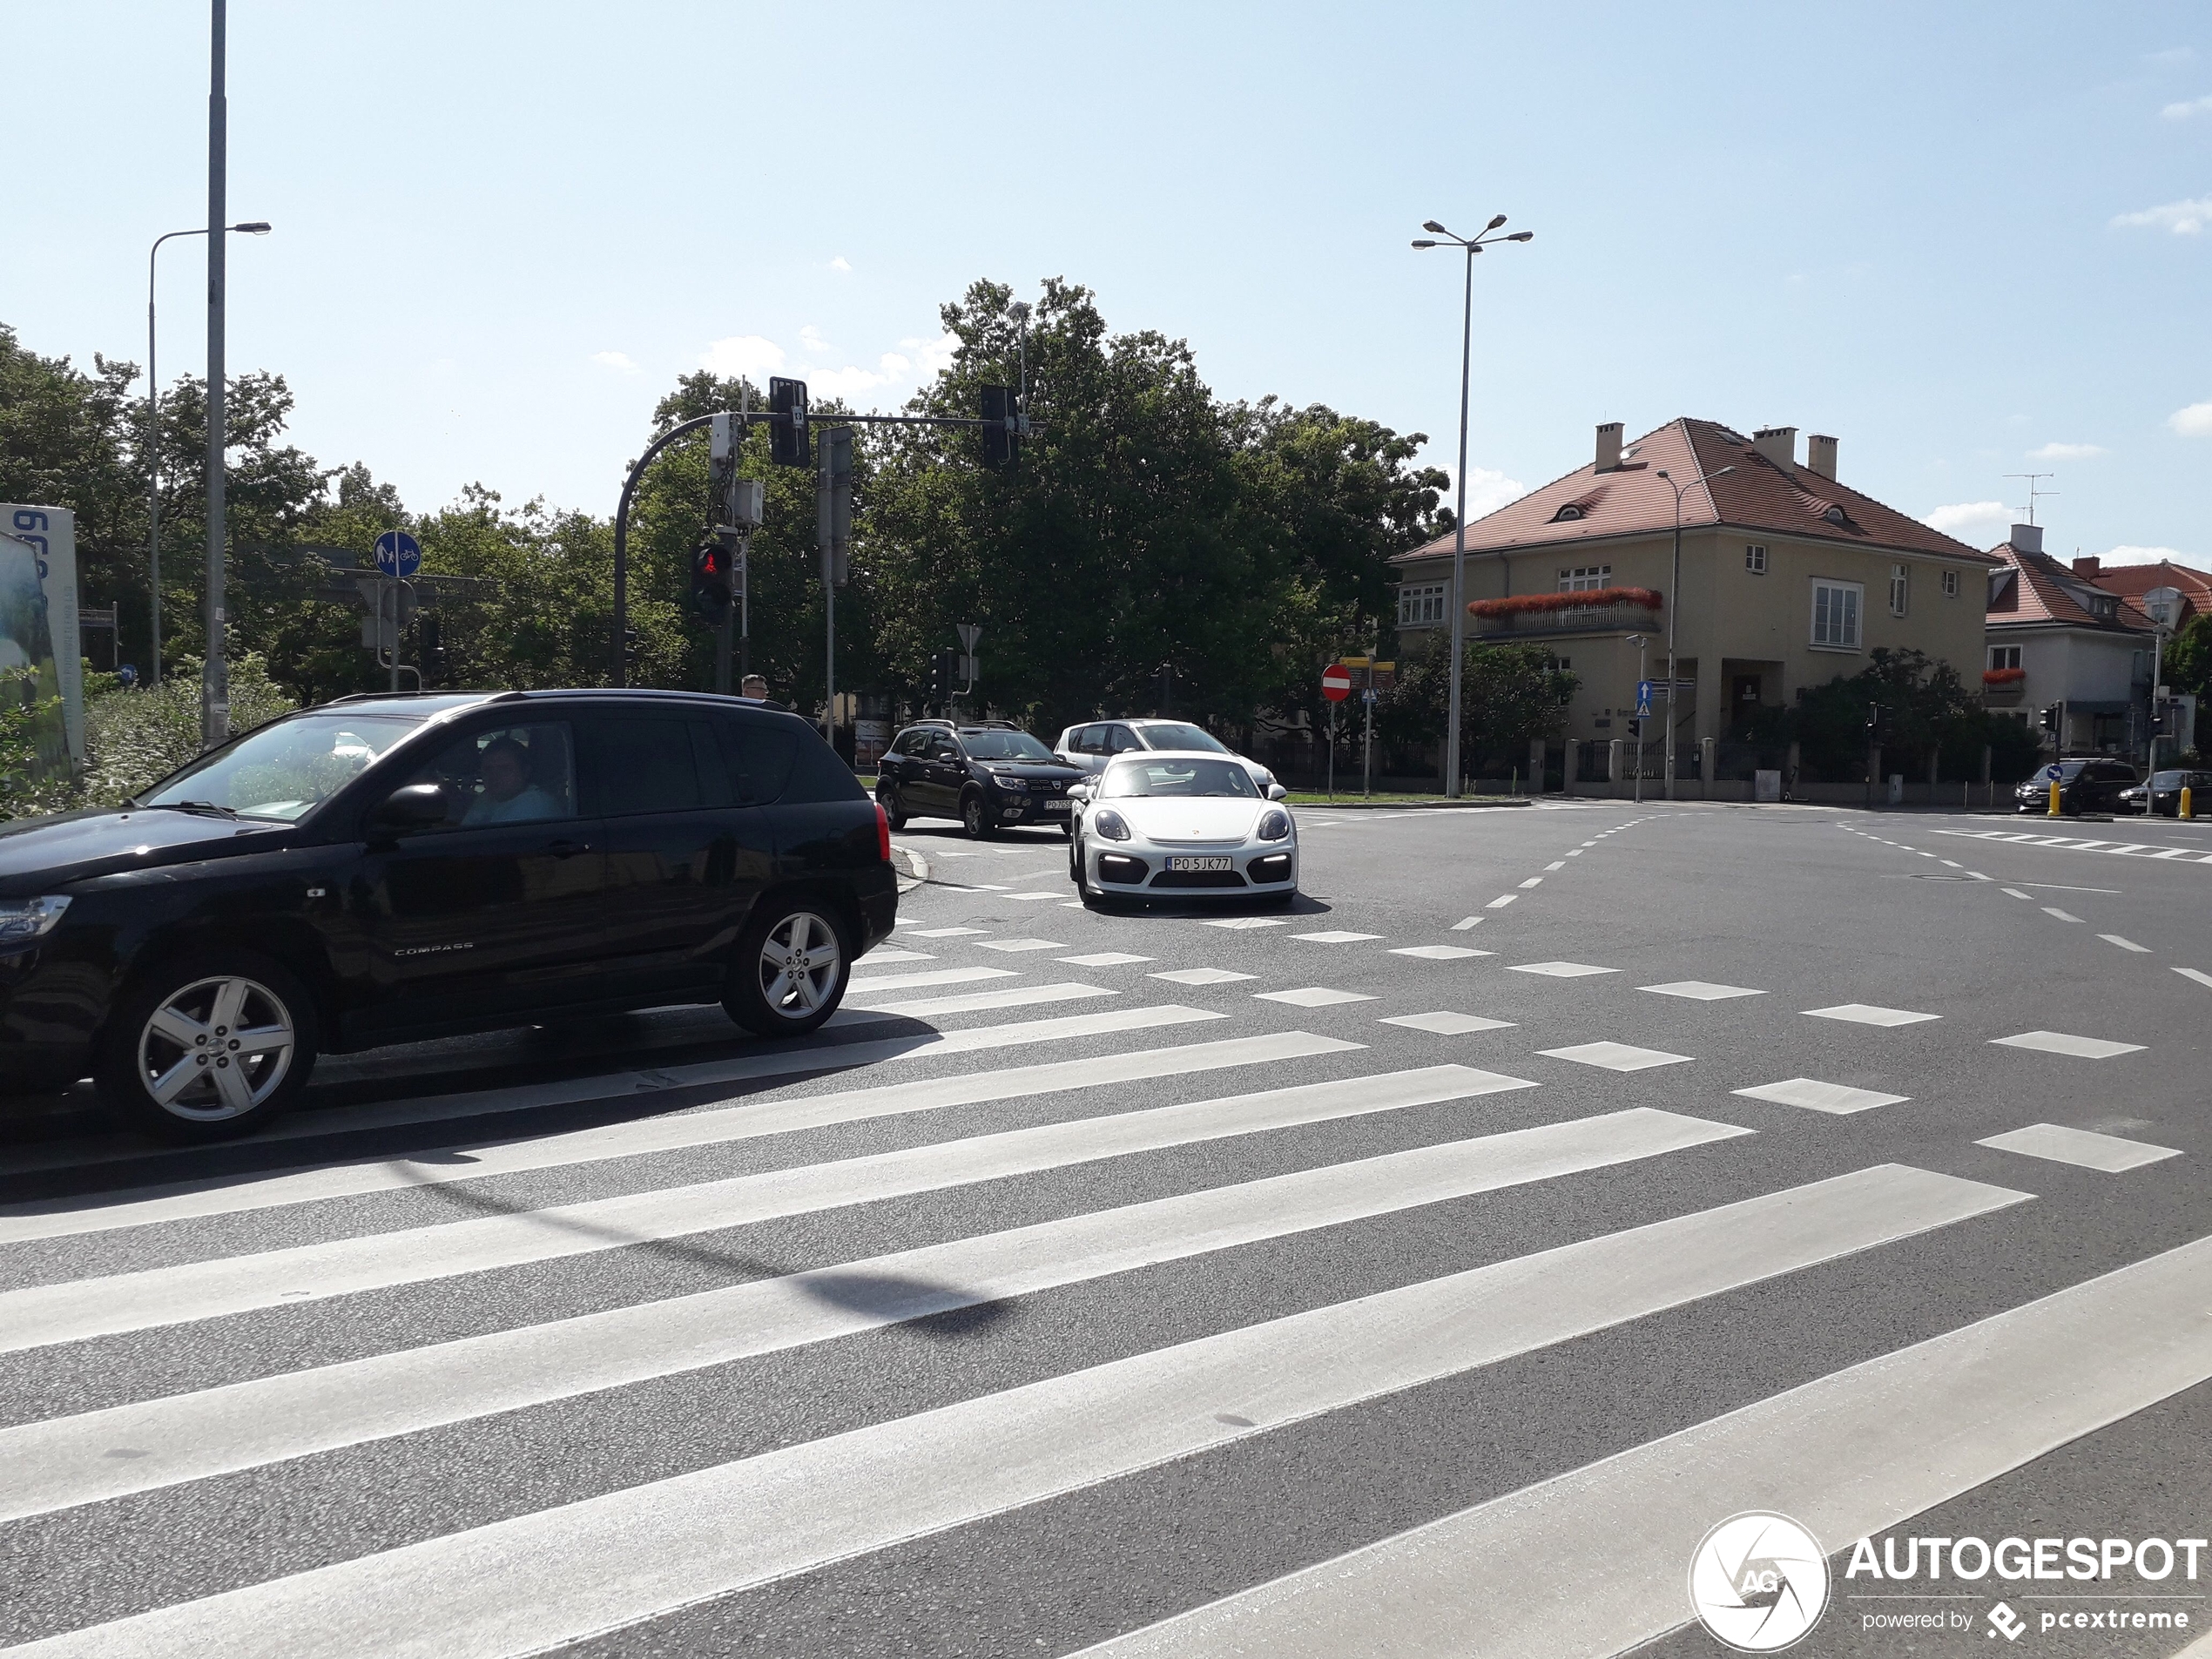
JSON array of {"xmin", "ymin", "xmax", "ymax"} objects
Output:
[
  {"xmin": 2014, "ymin": 757, "xmax": 2138, "ymax": 815},
  {"xmin": 0, "ymin": 690, "xmax": 896, "ymax": 1140},
  {"xmin": 876, "ymin": 721, "xmax": 1084, "ymax": 838}
]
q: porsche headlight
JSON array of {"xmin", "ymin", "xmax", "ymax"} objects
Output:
[
  {"xmin": 1258, "ymin": 809, "xmax": 1291, "ymax": 842},
  {"xmin": 1091, "ymin": 808, "xmax": 1132, "ymax": 842}
]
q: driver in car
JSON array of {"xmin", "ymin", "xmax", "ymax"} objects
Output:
[{"xmin": 463, "ymin": 738, "xmax": 562, "ymax": 826}]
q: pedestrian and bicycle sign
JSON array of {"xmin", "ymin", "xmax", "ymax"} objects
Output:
[{"xmin": 374, "ymin": 530, "xmax": 421, "ymax": 578}]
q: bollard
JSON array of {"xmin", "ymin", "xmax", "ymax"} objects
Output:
[
  {"xmin": 2185, "ymin": 786, "xmax": 2195, "ymax": 820},
  {"xmin": 2048, "ymin": 779, "xmax": 2062, "ymax": 817}
]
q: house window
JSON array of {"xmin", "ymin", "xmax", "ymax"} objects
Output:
[
  {"xmin": 1396, "ymin": 583, "xmax": 1447, "ymax": 626},
  {"xmin": 1942, "ymin": 569, "xmax": 1959, "ymax": 597},
  {"xmin": 1990, "ymin": 645, "xmax": 2021, "ymax": 671},
  {"xmin": 1745, "ymin": 544, "xmax": 1767, "ymax": 574},
  {"xmin": 1811, "ymin": 579, "xmax": 1863, "ymax": 649},
  {"xmin": 1556, "ymin": 564, "xmax": 1612, "ymax": 592},
  {"xmin": 1889, "ymin": 563, "xmax": 1909, "ymax": 617}
]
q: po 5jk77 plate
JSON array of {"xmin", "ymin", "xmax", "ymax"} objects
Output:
[{"xmin": 1167, "ymin": 855, "xmax": 1234, "ymax": 872}]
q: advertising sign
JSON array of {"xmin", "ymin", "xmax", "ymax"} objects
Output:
[{"xmin": 1, "ymin": 504, "xmax": 81, "ymax": 778}]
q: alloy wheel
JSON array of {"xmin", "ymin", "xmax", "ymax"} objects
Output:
[
  {"xmin": 135, "ymin": 974, "xmax": 298, "ymax": 1122},
  {"xmin": 757, "ymin": 910, "xmax": 843, "ymax": 1022}
]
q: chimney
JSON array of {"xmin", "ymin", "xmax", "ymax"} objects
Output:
[
  {"xmin": 1751, "ymin": 426, "xmax": 1797, "ymax": 468},
  {"xmin": 2012, "ymin": 523, "xmax": 2043, "ymax": 554},
  {"xmin": 1595, "ymin": 421, "xmax": 1622, "ymax": 472},
  {"xmin": 2072, "ymin": 555, "xmax": 2101, "ymax": 579},
  {"xmin": 1804, "ymin": 434, "xmax": 1838, "ymax": 481}
]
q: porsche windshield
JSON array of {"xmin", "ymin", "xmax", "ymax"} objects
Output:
[{"xmin": 1102, "ymin": 758, "xmax": 1259, "ymax": 798}]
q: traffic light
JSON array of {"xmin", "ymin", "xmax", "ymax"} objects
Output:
[
  {"xmin": 2039, "ymin": 705, "xmax": 2060, "ymax": 736},
  {"xmin": 818, "ymin": 426, "xmax": 853, "ymax": 587},
  {"xmin": 769, "ymin": 377, "xmax": 810, "ymax": 468},
  {"xmin": 688, "ymin": 539, "xmax": 734, "ymax": 619},
  {"xmin": 980, "ymin": 384, "xmax": 1017, "ymax": 470},
  {"xmin": 622, "ymin": 625, "xmax": 642, "ymax": 671}
]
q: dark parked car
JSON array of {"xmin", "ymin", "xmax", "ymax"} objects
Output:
[
  {"xmin": 2118, "ymin": 768, "xmax": 2212, "ymax": 817},
  {"xmin": 2014, "ymin": 757, "xmax": 2138, "ymax": 815},
  {"xmin": 875, "ymin": 721, "xmax": 1083, "ymax": 838},
  {"xmin": 0, "ymin": 689, "xmax": 896, "ymax": 1140}
]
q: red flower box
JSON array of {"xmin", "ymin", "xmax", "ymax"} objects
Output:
[
  {"xmin": 1982, "ymin": 666, "xmax": 2027, "ymax": 685},
  {"xmin": 1467, "ymin": 586, "xmax": 1664, "ymax": 619}
]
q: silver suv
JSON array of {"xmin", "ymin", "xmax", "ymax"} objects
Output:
[{"xmin": 1054, "ymin": 719, "xmax": 1275, "ymax": 789}]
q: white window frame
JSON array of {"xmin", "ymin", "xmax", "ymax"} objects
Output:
[
  {"xmin": 1744, "ymin": 543, "xmax": 1767, "ymax": 575},
  {"xmin": 1941, "ymin": 569, "xmax": 1959, "ymax": 597},
  {"xmin": 1396, "ymin": 583, "xmax": 1447, "ymax": 627},
  {"xmin": 1989, "ymin": 644, "xmax": 2021, "ymax": 671},
  {"xmin": 1889, "ymin": 563, "xmax": 1909, "ymax": 617},
  {"xmin": 1811, "ymin": 579, "xmax": 1863, "ymax": 651},
  {"xmin": 1555, "ymin": 564, "xmax": 1612, "ymax": 593}
]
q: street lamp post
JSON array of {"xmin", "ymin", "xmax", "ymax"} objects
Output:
[
  {"xmin": 146, "ymin": 219, "xmax": 268, "ymax": 690},
  {"xmin": 1653, "ymin": 464, "xmax": 1732, "ymax": 800},
  {"xmin": 1413, "ymin": 216, "xmax": 1532, "ymax": 798}
]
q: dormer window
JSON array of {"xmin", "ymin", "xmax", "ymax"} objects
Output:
[
  {"xmin": 1823, "ymin": 505, "xmax": 1849, "ymax": 527},
  {"xmin": 1552, "ymin": 504, "xmax": 1585, "ymax": 523}
]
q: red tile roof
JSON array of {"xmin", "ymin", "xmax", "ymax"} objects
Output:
[
  {"xmin": 1392, "ymin": 417, "xmax": 2001, "ymax": 567},
  {"xmin": 1985, "ymin": 540, "xmax": 2154, "ymax": 634},
  {"xmin": 2084, "ymin": 559, "xmax": 2212, "ymax": 625}
]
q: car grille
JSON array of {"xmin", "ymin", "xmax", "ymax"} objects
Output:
[{"xmin": 1150, "ymin": 869, "xmax": 1248, "ymax": 889}]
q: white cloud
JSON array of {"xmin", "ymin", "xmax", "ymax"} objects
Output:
[
  {"xmin": 1924, "ymin": 500, "xmax": 2020, "ymax": 539},
  {"xmin": 900, "ymin": 333, "xmax": 959, "ymax": 377},
  {"xmin": 2148, "ymin": 46, "xmax": 2195, "ymax": 64},
  {"xmin": 590, "ymin": 350, "xmax": 638, "ymax": 373},
  {"xmin": 2170, "ymin": 401, "xmax": 2212, "ymax": 436},
  {"xmin": 829, "ymin": 255, "xmax": 852, "ymax": 273},
  {"xmin": 2027, "ymin": 442, "xmax": 2105, "ymax": 462},
  {"xmin": 700, "ymin": 334, "xmax": 787, "ymax": 379},
  {"xmin": 2112, "ymin": 194, "xmax": 2212, "ymax": 234},
  {"xmin": 2102, "ymin": 544, "xmax": 2192, "ymax": 565},
  {"xmin": 798, "ymin": 324, "xmax": 833, "ymax": 356},
  {"xmin": 2163, "ymin": 94, "xmax": 2212, "ymax": 118},
  {"xmin": 1437, "ymin": 465, "xmax": 1527, "ymax": 519}
]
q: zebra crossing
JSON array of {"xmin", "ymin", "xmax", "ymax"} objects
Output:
[{"xmin": 1, "ymin": 907, "xmax": 2205, "ymax": 1657}]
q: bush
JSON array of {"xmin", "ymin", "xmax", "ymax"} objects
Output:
[
  {"xmin": 0, "ymin": 669, "xmax": 71, "ymax": 819},
  {"xmin": 80, "ymin": 656, "xmax": 298, "ymax": 809}
]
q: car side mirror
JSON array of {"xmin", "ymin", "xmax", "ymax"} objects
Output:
[
  {"xmin": 367, "ymin": 782, "xmax": 453, "ymax": 841},
  {"xmin": 1069, "ymin": 783, "xmax": 1090, "ymax": 801},
  {"xmin": 1266, "ymin": 783, "xmax": 1288, "ymax": 801}
]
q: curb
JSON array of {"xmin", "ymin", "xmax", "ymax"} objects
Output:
[
  {"xmin": 1292, "ymin": 799, "xmax": 1534, "ymax": 812},
  {"xmin": 891, "ymin": 844, "xmax": 928, "ymax": 894}
]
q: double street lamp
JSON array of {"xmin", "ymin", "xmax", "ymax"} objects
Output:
[
  {"xmin": 147, "ymin": 220, "xmax": 270, "ymax": 688},
  {"xmin": 1413, "ymin": 216, "xmax": 1531, "ymax": 797},
  {"xmin": 1653, "ymin": 464, "xmax": 1731, "ymax": 799}
]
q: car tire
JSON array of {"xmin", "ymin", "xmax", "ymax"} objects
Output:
[
  {"xmin": 95, "ymin": 950, "xmax": 319, "ymax": 1143},
  {"xmin": 1074, "ymin": 839, "xmax": 1111, "ymax": 909},
  {"xmin": 961, "ymin": 791, "xmax": 995, "ymax": 840},
  {"xmin": 725, "ymin": 897, "xmax": 852, "ymax": 1038},
  {"xmin": 878, "ymin": 787, "xmax": 907, "ymax": 832}
]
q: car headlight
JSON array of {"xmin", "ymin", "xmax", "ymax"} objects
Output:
[
  {"xmin": 995, "ymin": 776, "xmax": 1028, "ymax": 792},
  {"xmin": 1258, "ymin": 809, "xmax": 1291, "ymax": 841},
  {"xmin": 1092, "ymin": 808, "xmax": 1132, "ymax": 842},
  {"xmin": 0, "ymin": 896, "xmax": 71, "ymax": 944}
]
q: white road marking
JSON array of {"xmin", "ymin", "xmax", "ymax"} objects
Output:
[
  {"xmin": 1803, "ymin": 1003, "xmax": 1939, "ymax": 1027},
  {"xmin": 1638, "ymin": 981, "xmax": 1764, "ymax": 1001},
  {"xmin": 1059, "ymin": 953, "xmax": 1153, "ymax": 967},
  {"xmin": 1380, "ymin": 1012, "xmax": 1514, "ymax": 1035},
  {"xmin": 1538, "ymin": 1041, "xmax": 1692, "ymax": 1073},
  {"xmin": 2041, "ymin": 906, "xmax": 2086, "ymax": 923},
  {"xmin": 1204, "ymin": 916, "xmax": 1288, "ymax": 929},
  {"xmin": 1, "ymin": 1094, "xmax": 1669, "ymax": 1526},
  {"xmin": 2176, "ymin": 967, "xmax": 2212, "ymax": 991},
  {"xmin": 2099, "ymin": 934, "xmax": 2151, "ymax": 953},
  {"xmin": 2002, "ymin": 887, "xmax": 2033, "ymax": 900},
  {"xmin": 850, "ymin": 983, "xmax": 1113, "ymax": 1017},
  {"xmin": 1991, "ymin": 1030, "xmax": 2145, "ymax": 1060},
  {"xmin": 1977, "ymin": 1123, "xmax": 2181, "ymax": 1172},
  {"xmin": 1485, "ymin": 894, "xmax": 1519, "ymax": 909},
  {"xmin": 974, "ymin": 938, "xmax": 1068, "ymax": 952},
  {"xmin": 1517, "ymin": 876, "xmax": 1544, "ymax": 888},
  {"xmin": 846, "ymin": 966, "xmax": 1015, "ymax": 993},
  {"xmin": 1293, "ymin": 930, "xmax": 1385, "ymax": 943},
  {"xmin": 905, "ymin": 927, "xmax": 988, "ymax": 937},
  {"xmin": 1565, "ymin": 849, "xmax": 1583, "ymax": 856},
  {"xmin": 0, "ymin": 1033, "xmax": 1364, "ymax": 1354},
  {"xmin": 1148, "ymin": 968, "xmax": 1258, "ymax": 986},
  {"xmin": 1543, "ymin": 861, "xmax": 1566, "ymax": 871},
  {"xmin": 1507, "ymin": 961, "xmax": 1616, "ymax": 979},
  {"xmin": 1733, "ymin": 1078, "xmax": 1910, "ymax": 1115},
  {"xmin": 856, "ymin": 948, "xmax": 934, "ymax": 964},
  {"xmin": 1450, "ymin": 916, "xmax": 1484, "ymax": 931},
  {"xmin": 1389, "ymin": 945, "xmax": 1491, "ymax": 961},
  {"xmin": 35, "ymin": 1158, "xmax": 2042, "ymax": 1659},
  {"xmin": 1256, "ymin": 988, "xmax": 1378, "ymax": 1008}
]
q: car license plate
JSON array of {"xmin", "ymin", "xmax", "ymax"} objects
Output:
[
  {"xmin": 1167, "ymin": 855, "xmax": 1233, "ymax": 872},
  {"xmin": 1043, "ymin": 799, "xmax": 1072, "ymax": 813}
]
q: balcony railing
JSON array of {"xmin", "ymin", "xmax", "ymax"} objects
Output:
[{"xmin": 1468, "ymin": 588, "xmax": 1666, "ymax": 638}]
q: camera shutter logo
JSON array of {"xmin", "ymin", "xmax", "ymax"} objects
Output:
[{"xmin": 1688, "ymin": 1511, "xmax": 1831, "ymax": 1651}]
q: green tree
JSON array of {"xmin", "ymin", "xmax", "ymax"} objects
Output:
[{"xmin": 1379, "ymin": 634, "xmax": 1578, "ymax": 771}]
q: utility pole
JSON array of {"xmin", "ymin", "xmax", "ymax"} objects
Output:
[{"xmin": 201, "ymin": 0, "xmax": 229, "ymax": 746}]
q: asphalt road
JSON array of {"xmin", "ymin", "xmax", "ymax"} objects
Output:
[{"xmin": 2, "ymin": 798, "xmax": 2208, "ymax": 1658}]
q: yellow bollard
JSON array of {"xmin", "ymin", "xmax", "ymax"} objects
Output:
[
  {"xmin": 2048, "ymin": 779, "xmax": 2062, "ymax": 817},
  {"xmin": 2184, "ymin": 786, "xmax": 2195, "ymax": 820}
]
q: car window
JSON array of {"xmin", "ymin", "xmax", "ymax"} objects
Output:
[
  {"xmin": 580, "ymin": 717, "xmax": 703, "ymax": 816},
  {"xmin": 1137, "ymin": 722, "xmax": 1229, "ymax": 754},
  {"xmin": 1101, "ymin": 757, "xmax": 1261, "ymax": 798},
  {"xmin": 893, "ymin": 729, "xmax": 931, "ymax": 759},
  {"xmin": 710, "ymin": 716, "xmax": 799, "ymax": 805},
  {"xmin": 142, "ymin": 711, "xmax": 425, "ymax": 820},
  {"xmin": 960, "ymin": 729, "xmax": 1055, "ymax": 761},
  {"xmin": 400, "ymin": 721, "xmax": 577, "ymax": 830},
  {"xmin": 928, "ymin": 734, "xmax": 961, "ymax": 759},
  {"xmin": 2036, "ymin": 762, "xmax": 2085, "ymax": 781},
  {"xmin": 1106, "ymin": 725, "xmax": 1143, "ymax": 754}
]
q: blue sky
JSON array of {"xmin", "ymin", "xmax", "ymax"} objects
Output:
[{"xmin": 8, "ymin": 2, "xmax": 2209, "ymax": 564}]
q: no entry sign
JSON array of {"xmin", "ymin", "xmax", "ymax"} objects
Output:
[{"xmin": 1321, "ymin": 663, "xmax": 1352, "ymax": 702}]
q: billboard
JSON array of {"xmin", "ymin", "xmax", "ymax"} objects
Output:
[{"xmin": 1, "ymin": 504, "xmax": 83, "ymax": 775}]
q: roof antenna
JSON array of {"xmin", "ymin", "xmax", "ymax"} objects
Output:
[{"xmin": 2003, "ymin": 471, "xmax": 2058, "ymax": 525}]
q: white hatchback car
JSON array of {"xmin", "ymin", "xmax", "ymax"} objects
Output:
[{"xmin": 1069, "ymin": 752, "xmax": 1296, "ymax": 907}]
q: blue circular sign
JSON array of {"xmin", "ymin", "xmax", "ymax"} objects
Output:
[{"xmin": 374, "ymin": 530, "xmax": 421, "ymax": 577}]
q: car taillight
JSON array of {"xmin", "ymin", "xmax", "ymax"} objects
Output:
[{"xmin": 874, "ymin": 801, "xmax": 892, "ymax": 863}]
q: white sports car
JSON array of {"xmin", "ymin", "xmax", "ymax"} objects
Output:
[{"xmin": 1068, "ymin": 752, "xmax": 1297, "ymax": 906}]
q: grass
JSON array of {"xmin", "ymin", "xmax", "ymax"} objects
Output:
[{"xmin": 1282, "ymin": 790, "xmax": 1522, "ymax": 806}]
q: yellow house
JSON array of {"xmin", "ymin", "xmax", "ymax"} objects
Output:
[{"xmin": 1390, "ymin": 418, "xmax": 1997, "ymax": 784}]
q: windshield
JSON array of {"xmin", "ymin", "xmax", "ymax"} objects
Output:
[
  {"xmin": 1139, "ymin": 723, "xmax": 1229, "ymax": 754},
  {"xmin": 2154, "ymin": 771, "xmax": 2189, "ymax": 787},
  {"xmin": 139, "ymin": 711, "xmax": 426, "ymax": 819},
  {"xmin": 961, "ymin": 729, "xmax": 1055, "ymax": 761},
  {"xmin": 1102, "ymin": 757, "xmax": 1260, "ymax": 799}
]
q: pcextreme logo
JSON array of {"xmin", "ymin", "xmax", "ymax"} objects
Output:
[{"xmin": 1689, "ymin": 1512, "xmax": 1831, "ymax": 1652}]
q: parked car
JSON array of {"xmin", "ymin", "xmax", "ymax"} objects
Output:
[
  {"xmin": 2117, "ymin": 768, "xmax": 2212, "ymax": 817},
  {"xmin": 1068, "ymin": 752, "xmax": 1296, "ymax": 907},
  {"xmin": 2013, "ymin": 757, "xmax": 2139, "ymax": 815},
  {"xmin": 0, "ymin": 689, "xmax": 896, "ymax": 1141},
  {"xmin": 1054, "ymin": 718, "xmax": 1277, "ymax": 790},
  {"xmin": 875, "ymin": 721, "xmax": 1085, "ymax": 839}
]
